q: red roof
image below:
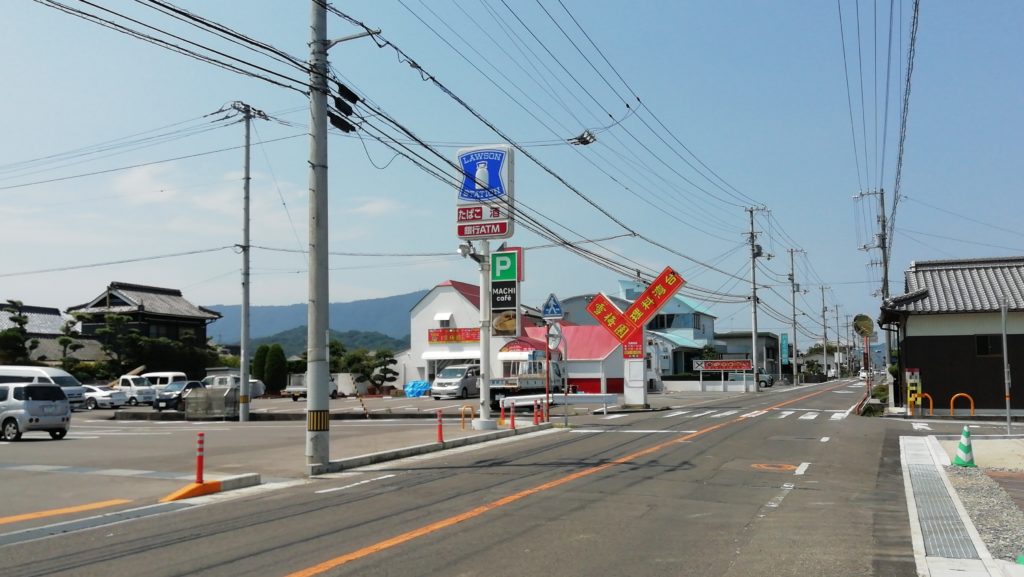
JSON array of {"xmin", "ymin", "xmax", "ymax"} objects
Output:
[
  {"xmin": 438, "ymin": 279, "xmax": 479, "ymax": 308},
  {"xmin": 524, "ymin": 325, "xmax": 620, "ymax": 361}
]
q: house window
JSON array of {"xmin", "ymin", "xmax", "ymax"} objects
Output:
[
  {"xmin": 976, "ymin": 335, "xmax": 1002, "ymax": 357},
  {"xmin": 439, "ymin": 318, "xmax": 451, "ymax": 329}
]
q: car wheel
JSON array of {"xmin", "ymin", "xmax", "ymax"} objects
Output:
[
  {"xmin": 49, "ymin": 429, "xmax": 67, "ymax": 440},
  {"xmin": 1, "ymin": 419, "xmax": 21, "ymax": 442},
  {"xmin": 292, "ymin": 394, "xmax": 299, "ymax": 402},
  {"xmin": 330, "ymin": 390, "xmax": 338, "ymax": 399},
  {"xmin": 85, "ymin": 398, "xmax": 98, "ymax": 410},
  {"xmin": 460, "ymin": 387, "xmax": 468, "ymax": 399},
  {"xmin": 433, "ymin": 396, "xmax": 440, "ymax": 401},
  {"xmin": 128, "ymin": 397, "xmax": 138, "ymax": 406}
]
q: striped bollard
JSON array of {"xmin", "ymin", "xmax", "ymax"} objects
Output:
[
  {"xmin": 195, "ymin": 432, "xmax": 205, "ymax": 484},
  {"xmin": 510, "ymin": 401, "xmax": 516, "ymax": 430},
  {"xmin": 436, "ymin": 409, "xmax": 444, "ymax": 443},
  {"xmin": 533, "ymin": 400, "xmax": 539, "ymax": 425},
  {"xmin": 953, "ymin": 426, "xmax": 976, "ymax": 467}
]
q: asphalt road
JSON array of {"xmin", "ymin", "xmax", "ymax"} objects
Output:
[{"xmin": 0, "ymin": 380, "xmax": 1005, "ymax": 577}]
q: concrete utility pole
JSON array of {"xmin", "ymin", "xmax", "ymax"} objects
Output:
[
  {"xmin": 747, "ymin": 207, "xmax": 770, "ymax": 391},
  {"xmin": 834, "ymin": 304, "xmax": 842, "ymax": 378},
  {"xmin": 788, "ymin": 249, "xmax": 805, "ymax": 383},
  {"xmin": 233, "ymin": 102, "xmax": 253, "ymax": 422},
  {"xmin": 476, "ymin": 241, "xmax": 494, "ymax": 428},
  {"xmin": 855, "ymin": 188, "xmax": 892, "ymax": 370},
  {"xmin": 845, "ymin": 314, "xmax": 853, "ymax": 374},
  {"xmin": 820, "ymin": 286, "xmax": 829, "ymax": 379},
  {"xmin": 305, "ymin": 2, "xmax": 378, "ymax": 467}
]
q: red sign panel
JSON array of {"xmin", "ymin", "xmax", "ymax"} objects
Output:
[
  {"xmin": 622, "ymin": 267, "xmax": 685, "ymax": 328},
  {"xmin": 427, "ymin": 328, "xmax": 480, "ymax": 344},
  {"xmin": 585, "ymin": 293, "xmax": 637, "ymax": 342},
  {"xmin": 458, "ymin": 221, "xmax": 508, "ymax": 238},
  {"xmin": 622, "ymin": 332, "xmax": 643, "ymax": 359},
  {"xmin": 694, "ymin": 360, "xmax": 753, "ymax": 371},
  {"xmin": 457, "ymin": 206, "xmax": 483, "ymax": 222}
]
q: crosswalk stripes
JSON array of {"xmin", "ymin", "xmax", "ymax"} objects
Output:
[
  {"xmin": 662, "ymin": 410, "xmax": 691, "ymax": 418},
  {"xmin": 711, "ymin": 410, "xmax": 738, "ymax": 418},
  {"xmin": 798, "ymin": 412, "xmax": 819, "ymax": 420},
  {"xmin": 776, "ymin": 411, "xmax": 795, "ymax": 419},
  {"xmin": 642, "ymin": 408, "xmax": 850, "ymax": 423}
]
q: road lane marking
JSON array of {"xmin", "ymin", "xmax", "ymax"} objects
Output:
[
  {"xmin": 776, "ymin": 411, "xmax": 794, "ymax": 419},
  {"xmin": 571, "ymin": 429, "xmax": 698, "ymax": 434},
  {"xmin": 843, "ymin": 402, "xmax": 860, "ymax": 417},
  {"xmin": 0, "ymin": 499, "xmax": 132, "ymax": 526},
  {"xmin": 711, "ymin": 410, "xmax": 738, "ymax": 418},
  {"xmin": 662, "ymin": 410, "xmax": 691, "ymax": 418},
  {"xmin": 795, "ymin": 462, "xmax": 811, "ymax": 476},
  {"xmin": 912, "ymin": 423, "xmax": 932, "ymax": 431},
  {"xmin": 820, "ymin": 437, "xmax": 830, "ymax": 443},
  {"xmin": 740, "ymin": 410, "xmax": 767, "ymax": 418},
  {"xmin": 762, "ymin": 482, "xmax": 795, "ymax": 513},
  {"xmin": 601, "ymin": 414, "xmax": 628, "ymax": 420},
  {"xmin": 315, "ymin": 475, "xmax": 396, "ymax": 495},
  {"xmin": 798, "ymin": 412, "xmax": 819, "ymax": 420},
  {"xmin": 689, "ymin": 410, "xmax": 716, "ymax": 418},
  {"xmin": 830, "ymin": 412, "xmax": 847, "ymax": 420},
  {"xmin": 284, "ymin": 380, "xmax": 851, "ymax": 577}
]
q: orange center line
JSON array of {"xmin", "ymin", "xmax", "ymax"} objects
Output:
[
  {"xmin": 284, "ymin": 381, "xmax": 851, "ymax": 577},
  {"xmin": 0, "ymin": 499, "xmax": 133, "ymax": 526}
]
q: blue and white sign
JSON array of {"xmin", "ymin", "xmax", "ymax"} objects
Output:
[
  {"xmin": 781, "ymin": 332, "xmax": 790, "ymax": 365},
  {"xmin": 456, "ymin": 144, "xmax": 514, "ymax": 240},
  {"xmin": 542, "ymin": 293, "xmax": 564, "ymax": 320}
]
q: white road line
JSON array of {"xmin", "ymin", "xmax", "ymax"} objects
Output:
[
  {"xmin": 833, "ymin": 391, "xmax": 855, "ymax": 394},
  {"xmin": 711, "ymin": 410, "xmax": 738, "ymax": 418},
  {"xmin": 570, "ymin": 429, "xmax": 698, "ymax": 434},
  {"xmin": 795, "ymin": 462, "xmax": 811, "ymax": 476},
  {"xmin": 830, "ymin": 412, "xmax": 847, "ymax": 421},
  {"xmin": 776, "ymin": 411, "xmax": 795, "ymax": 419},
  {"xmin": 601, "ymin": 414, "xmax": 629, "ymax": 420},
  {"xmin": 764, "ymin": 483, "xmax": 795, "ymax": 509},
  {"xmin": 689, "ymin": 410, "xmax": 716, "ymax": 418},
  {"xmin": 820, "ymin": 437, "xmax": 830, "ymax": 443},
  {"xmin": 315, "ymin": 474, "xmax": 396, "ymax": 494},
  {"xmin": 912, "ymin": 422, "xmax": 932, "ymax": 431},
  {"xmin": 662, "ymin": 410, "xmax": 691, "ymax": 418},
  {"xmin": 798, "ymin": 412, "xmax": 819, "ymax": 420},
  {"xmin": 740, "ymin": 410, "xmax": 767, "ymax": 418},
  {"xmin": 843, "ymin": 402, "xmax": 860, "ymax": 418}
]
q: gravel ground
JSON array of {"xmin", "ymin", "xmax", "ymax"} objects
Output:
[{"xmin": 945, "ymin": 466, "xmax": 1024, "ymax": 561}]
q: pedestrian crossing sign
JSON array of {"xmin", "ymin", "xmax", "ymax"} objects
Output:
[{"xmin": 542, "ymin": 293, "xmax": 563, "ymax": 320}]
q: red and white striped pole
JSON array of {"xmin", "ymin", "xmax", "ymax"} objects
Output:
[
  {"xmin": 533, "ymin": 400, "xmax": 539, "ymax": 425},
  {"xmin": 510, "ymin": 401, "xmax": 516, "ymax": 430},
  {"xmin": 436, "ymin": 409, "xmax": 444, "ymax": 443},
  {"xmin": 195, "ymin": 432, "xmax": 205, "ymax": 484}
]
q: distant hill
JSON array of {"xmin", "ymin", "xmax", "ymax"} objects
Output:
[
  {"xmin": 252, "ymin": 326, "xmax": 410, "ymax": 358},
  {"xmin": 206, "ymin": 290, "xmax": 427, "ymax": 344}
]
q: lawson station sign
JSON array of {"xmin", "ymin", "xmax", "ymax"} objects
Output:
[{"xmin": 456, "ymin": 145, "xmax": 514, "ymax": 240}]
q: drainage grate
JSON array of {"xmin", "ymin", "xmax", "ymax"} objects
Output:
[{"xmin": 908, "ymin": 463, "xmax": 979, "ymax": 559}]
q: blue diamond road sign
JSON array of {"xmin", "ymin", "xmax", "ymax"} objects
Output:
[{"xmin": 542, "ymin": 293, "xmax": 563, "ymax": 320}]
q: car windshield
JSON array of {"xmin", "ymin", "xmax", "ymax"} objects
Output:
[
  {"xmin": 164, "ymin": 382, "xmax": 185, "ymax": 392},
  {"xmin": 93, "ymin": 386, "xmax": 115, "ymax": 392},
  {"xmin": 437, "ymin": 367, "xmax": 467, "ymax": 379},
  {"xmin": 51, "ymin": 375, "xmax": 82, "ymax": 387},
  {"xmin": 128, "ymin": 377, "xmax": 151, "ymax": 386}
]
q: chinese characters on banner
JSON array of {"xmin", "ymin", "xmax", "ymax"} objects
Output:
[
  {"xmin": 585, "ymin": 267, "xmax": 685, "ymax": 358},
  {"xmin": 427, "ymin": 328, "xmax": 480, "ymax": 344}
]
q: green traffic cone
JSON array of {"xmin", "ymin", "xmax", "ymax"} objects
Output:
[{"xmin": 953, "ymin": 426, "xmax": 976, "ymax": 468}]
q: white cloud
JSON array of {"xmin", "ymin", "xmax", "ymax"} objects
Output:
[{"xmin": 114, "ymin": 164, "xmax": 178, "ymax": 205}]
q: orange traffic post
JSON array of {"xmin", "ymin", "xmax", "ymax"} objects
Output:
[
  {"xmin": 510, "ymin": 401, "xmax": 516, "ymax": 430},
  {"xmin": 436, "ymin": 409, "xmax": 444, "ymax": 443},
  {"xmin": 950, "ymin": 393, "xmax": 975, "ymax": 417},
  {"xmin": 918, "ymin": 393, "xmax": 934, "ymax": 416},
  {"xmin": 195, "ymin": 432, "xmax": 205, "ymax": 484},
  {"xmin": 533, "ymin": 400, "xmax": 539, "ymax": 425}
]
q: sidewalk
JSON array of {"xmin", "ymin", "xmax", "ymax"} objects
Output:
[{"xmin": 901, "ymin": 435, "xmax": 1024, "ymax": 576}]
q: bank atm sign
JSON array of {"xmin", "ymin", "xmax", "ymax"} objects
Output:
[{"xmin": 456, "ymin": 145, "xmax": 514, "ymax": 240}]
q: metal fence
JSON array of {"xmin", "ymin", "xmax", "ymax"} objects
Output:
[{"xmin": 183, "ymin": 387, "xmax": 239, "ymax": 419}]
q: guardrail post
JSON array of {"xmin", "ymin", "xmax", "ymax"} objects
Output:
[
  {"xmin": 436, "ymin": 409, "xmax": 444, "ymax": 443},
  {"xmin": 510, "ymin": 400, "xmax": 516, "ymax": 430},
  {"xmin": 195, "ymin": 432, "xmax": 205, "ymax": 484}
]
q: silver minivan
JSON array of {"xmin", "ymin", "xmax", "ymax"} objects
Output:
[
  {"xmin": 430, "ymin": 364, "xmax": 480, "ymax": 400},
  {"xmin": 0, "ymin": 383, "xmax": 72, "ymax": 441}
]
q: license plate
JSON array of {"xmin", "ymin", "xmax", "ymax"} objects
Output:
[{"xmin": 42, "ymin": 406, "xmax": 54, "ymax": 415}]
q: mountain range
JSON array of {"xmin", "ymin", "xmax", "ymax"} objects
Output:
[
  {"xmin": 252, "ymin": 327, "xmax": 410, "ymax": 358},
  {"xmin": 205, "ymin": 290, "xmax": 427, "ymax": 344}
]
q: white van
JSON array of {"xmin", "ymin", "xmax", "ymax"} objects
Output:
[
  {"xmin": 140, "ymin": 371, "xmax": 188, "ymax": 392},
  {"xmin": 113, "ymin": 375, "xmax": 157, "ymax": 406},
  {"xmin": 0, "ymin": 365, "xmax": 87, "ymax": 409},
  {"xmin": 201, "ymin": 375, "xmax": 266, "ymax": 398}
]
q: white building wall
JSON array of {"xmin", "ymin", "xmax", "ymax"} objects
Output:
[
  {"xmin": 404, "ymin": 287, "xmax": 483, "ymax": 384},
  {"xmin": 906, "ymin": 312, "xmax": 1024, "ymax": 337}
]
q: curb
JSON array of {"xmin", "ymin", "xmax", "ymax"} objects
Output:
[
  {"xmin": 159, "ymin": 473, "xmax": 261, "ymax": 502},
  {"xmin": 308, "ymin": 423, "xmax": 555, "ymax": 476}
]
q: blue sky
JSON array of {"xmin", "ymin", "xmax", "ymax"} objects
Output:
[{"xmin": 1, "ymin": 1, "xmax": 1022, "ymax": 345}]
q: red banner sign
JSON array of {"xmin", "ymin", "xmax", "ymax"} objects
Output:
[
  {"xmin": 623, "ymin": 267, "xmax": 684, "ymax": 328},
  {"xmin": 427, "ymin": 328, "xmax": 480, "ymax": 344},
  {"xmin": 585, "ymin": 266, "xmax": 686, "ymax": 350},
  {"xmin": 694, "ymin": 359, "xmax": 753, "ymax": 371}
]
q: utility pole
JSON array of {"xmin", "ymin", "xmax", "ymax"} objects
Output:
[
  {"xmin": 788, "ymin": 249, "xmax": 805, "ymax": 384},
  {"xmin": 834, "ymin": 304, "xmax": 842, "ymax": 378},
  {"xmin": 232, "ymin": 102, "xmax": 253, "ymax": 422},
  {"xmin": 855, "ymin": 188, "xmax": 892, "ymax": 372},
  {"xmin": 747, "ymin": 207, "xmax": 770, "ymax": 391},
  {"xmin": 305, "ymin": 2, "xmax": 378, "ymax": 468},
  {"xmin": 820, "ymin": 286, "xmax": 829, "ymax": 380},
  {"xmin": 845, "ymin": 314, "xmax": 853, "ymax": 374}
]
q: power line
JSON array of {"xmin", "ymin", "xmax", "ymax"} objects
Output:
[{"xmin": 0, "ymin": 245, "xmax": 236, "ymax": 278}]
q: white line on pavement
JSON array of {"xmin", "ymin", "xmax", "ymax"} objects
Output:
[
  {"xmin": 795, "ymin": 462, "xmax": 811, "ymax": 475},
  {"xmin": 830, "ymin": 412, "xmax": 847, "ymax": 421},
  {"xmin": 601, "ymin": 414, "xmax": 629, "ymax": 420},
  {"xmin": 798, "ymin": 412, "xmax": 819, "ymax": 420},
  {"xmin": 315, "ymin": 474, "xmax": 396, "ymax": 494},
  {"xmin": 689, "ymin": 410, "xmax": 716, "ymax": 418},
  {"xmin": 912, "ymin": 422, "xmax": 932, "ymax": 431},
  {"xmin": 571, "ymin": 429, "xmax": 698, "ymax": 434},
  {"xmin": 712, "ymin": 410, "xmax": 738, "ymax": 418},
  {"xmin": 820, "ymin": 437, "xmax": 830, "ymax": 443},
  {"xmin": 776, "ymin": 411, "xmax": 794, "ymax": 419},
  {"xmin": 741, "ymin": 410, "xmax": 767, "ymax": 418},
  {"xmin": 662, "ymin": 410, "xmax": 691, "ymax": 418},
  {"xmin": 764, "ymin": 483, "xmax": 795, "ymax": 510}
]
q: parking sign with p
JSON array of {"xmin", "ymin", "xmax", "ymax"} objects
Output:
[{"xmin": 491, "ymin": 251, "xmax": 518, "ymax": 282}]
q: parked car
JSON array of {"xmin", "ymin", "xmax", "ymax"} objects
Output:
[
  {"xmin": 113, "ymin": 375, "xmax": 157, "ymax": 406},
  {"xmin": 82, "ymin": 385, "xmax": 127, "ymax": 410},
  {"xmin": 282, "ymin": 376, "xmax": 338, "ymax": 401},
  {"xmin": 859, "ymin": 369, "xmax": 869, "ymax": 380},
  {"xmin": 201, "ymin": 375, "xmax": 266, "ymax": 398},
  {"xmin": 431, "ymin": 364, "xmax": 480, "ymax": 400},
  {"xmin": 140, "ymin": 371, "xmax": 188, "ymax": 392},
  {"xmin": 154, "ymin": 381, "xmax": 204, "ymax": 411},
  {"xmin": 0, "ymin": 365, "xmax": 87, "ymax": 410},
  {"xmin": 0, "ymin": 383, "xmax": 72, "ymax": 441},
  {"xmin": 727, "ymin": 372, "xmax": 774, "ymax": 388}
]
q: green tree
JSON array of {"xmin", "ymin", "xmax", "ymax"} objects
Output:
[
  {"xmin": 0, "ymin": 300, "xmax": 39, "ymax": 364},
  {"xmin": 95, "ymin": 313, "xmax": 142, "ymax": 375},
  {"xmin": 368, "ymin": 350, "xmax": 399, "ymax": 390},
  {"xmin": 251, "ymin": 344, "xmax": 270, "ymax": 381},
  {"xmin": 345, "ymin": 349, "xmax": 399, "ymax": 393},
  {"xmin": 264, "ymin": 344, "xmax": 287, "ymax": 393},
  {"xmin": 700, "ymin": 344, "xmax": 720, "ymax": 359},
  {"xmin": 805, "ymin": 359, "xmax": 822, "ymax": 375},
  {"xmin": 57, "ymin": 317, "xmax": 85, "ymax": 371}
]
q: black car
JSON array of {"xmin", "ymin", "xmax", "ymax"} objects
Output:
[{"xmin": 154, "ymin": 381, "xmax": 204, "ymax": 411}]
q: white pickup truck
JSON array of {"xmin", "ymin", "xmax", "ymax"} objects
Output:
[
  {"xmin": 282, "ymin": 374, "xmax": 338, "ymax": 401},
  {"xmin": 113, "ymin": 375, "xmax": 157, "ymax": 406}
]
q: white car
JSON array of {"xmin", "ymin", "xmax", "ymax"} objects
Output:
[{"xmin": 82, "ymin": 385, "xmax": 127, "ymax": 410}]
